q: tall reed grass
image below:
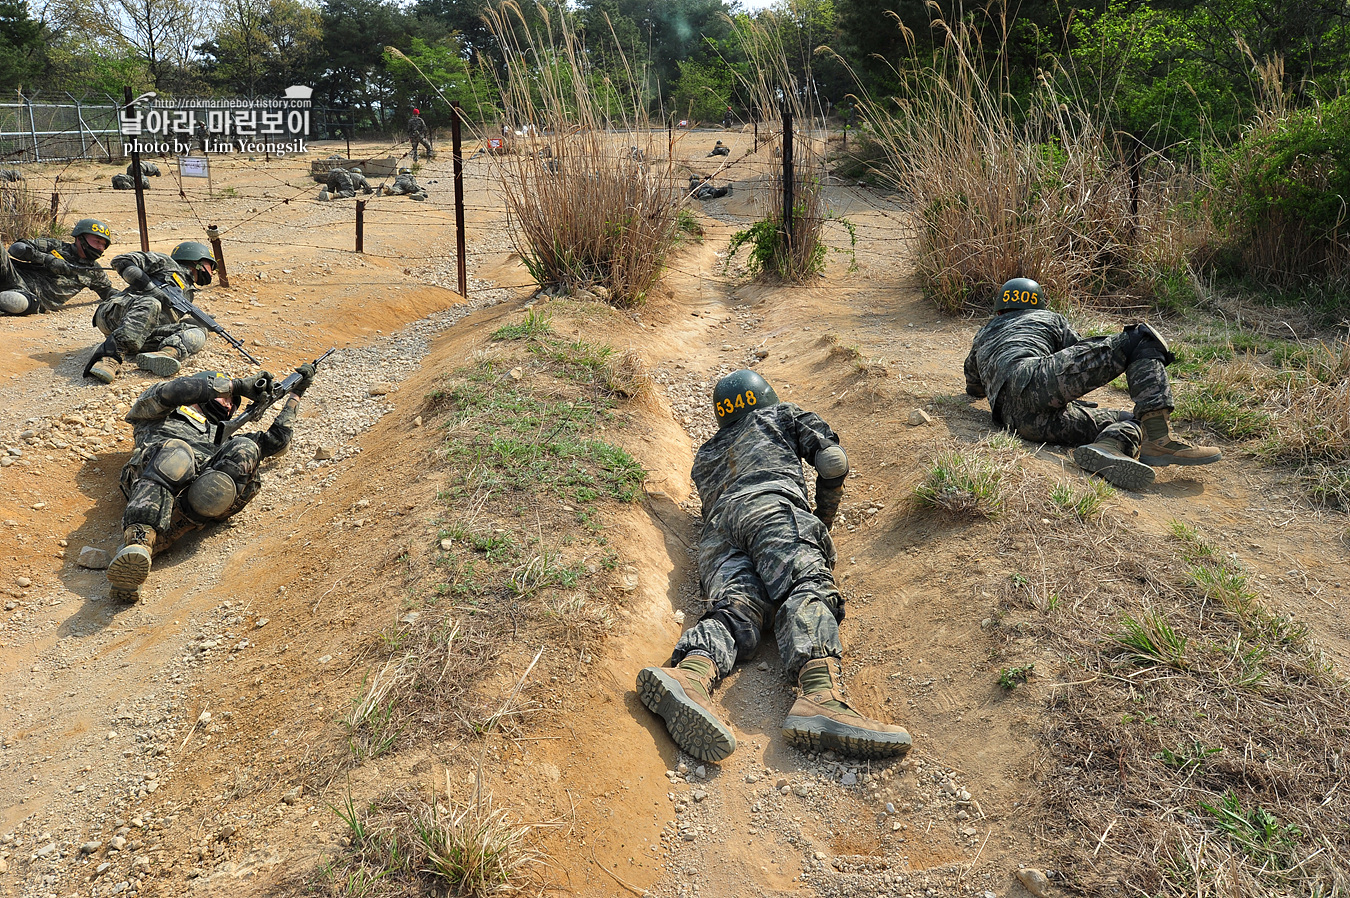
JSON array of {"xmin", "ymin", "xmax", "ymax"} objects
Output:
[
  {"xmin": 0, "ymin": 182, "xmax": 64, "ymax": 244},
  {"xmin": 482, "ymin": 2, "xmax": 681, "ymax": 308},
  {"xmin": 852, "ymin": 12, "xmax": 1206, "ymax": 314}
]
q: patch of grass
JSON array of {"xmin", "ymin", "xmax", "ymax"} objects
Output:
[
  {"xmin": 676, "ymin": 207, "xmax": 704, "ymax": 242},
  {"xmin": 343, "ymin": 659, "xmax": 408, "ymax": 761},
  {"xmin": 912, "ymin": 450, "xmax": 1005, "ymax": 517},
  {"xmin": 1048, "ymin": 479, "xmax": 1115, "ymax": 519},
  {"xmin": 1153, "ymin": 740, "xmax": 1221, "ymax": 770},
  {"xmin": 1111, "ymin": 612, "xmax": 1188, "ymax": 670},
  {"xmin": 491, "ymin": 309, "xmax": 553, "ymax": 341},
  {"xmin": 1199, "ymin": 791, "xmax": 1303, "ymax": 871}
]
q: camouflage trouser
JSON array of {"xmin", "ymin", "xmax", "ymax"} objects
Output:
[
  {"xmin": 95, "ymin": 295, "xmax": 207, "ymax": 359},
  {"xmin": 0, "ymin": 246, "xmax": 37, "ymax": 315},
  {"xmin": 672, "ymin": 492, "xmax": 844, "ymax": 680},
  {"xmin": 121, "ymin": 436, "xmax": 263, "ymax": 536},
  {"xmin": 998, "ymin": 332, "xmax": 1173, "ymax": 455},
  {"xmin": 410, "ymin": 134, "xmax": 433, "ymax": 162}
]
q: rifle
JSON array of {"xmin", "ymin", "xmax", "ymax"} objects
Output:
[
  {"xmin": 153, "ymin": 270, "xmax": 261, "ymax": 366},
  {"xmin": 218, "ymin": 347, "xmax": 335, "ymax": 443}
]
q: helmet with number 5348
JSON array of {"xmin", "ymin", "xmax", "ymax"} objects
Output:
[{"xmin": 712, "ymin": 369, "xmax": 779, "ymax": 429}]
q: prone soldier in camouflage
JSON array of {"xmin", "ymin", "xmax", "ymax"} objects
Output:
[
  {"xmin": 85, "ymin": 242, "xmax": 218, "ymax": 384},
  {"xmin": 707, "ymin": 139, "xmax": 729, "ymax": 157},
  {"xmin": 407, "ymin": 108, "xmax": 434, "ymax": 162},
  {"xmin": 317, "ymin": 167, "xmax": 373, "ymax": 201},
  {"xmin": 964, "ymin": 277, "xmax": 1222, "ymax": 489},
  {"xmin": 0, "ymin": 218, "xmax": 115, "ymax": 316},
  {"xmin": 383, "ymin": 168, "xmax": 427, "ymax": 201},
  {"xmin": 106, "ymin": 365, "xmax": 314, "ymax": 602},
  {"xmin": 637, "ymin": 370, "xmax": 912, "ymax": 763},
  {"xmin": 110, "ymin": 173, "xmax": 150, "ymax": 190}
]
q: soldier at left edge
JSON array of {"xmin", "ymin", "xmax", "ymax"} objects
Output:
[{"xmin": 0, "ymin": 218, "xmax": 116, "ymax": 316}]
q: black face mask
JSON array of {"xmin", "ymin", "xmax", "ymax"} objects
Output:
[
  {"xmin": 192, "ymin": 265, "xmax": 214, "ymax": 287},
  {"xmin": 76, "ymin": 236, "xmax": 106, "ymax": 261}
]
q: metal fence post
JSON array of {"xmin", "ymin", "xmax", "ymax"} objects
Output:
[
  {"xmin": 451, "ymin": 101, "xmax": 467, "ymax": 298},
  {"xmin": 781, "ymin": 101, "xmax": 794, "ymax": 257},
  {"xmin": 355, "ymin": 200, "xmax": 365, "ymax": 253},
  {"xmin": 24, "ymin": 93, "xmax": 39, "ymax": 162}
]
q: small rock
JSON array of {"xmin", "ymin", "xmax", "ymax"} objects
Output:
[
  {"xmin": 793, "ymin": 784, "xmax": 810, "ymax": 797},
  {"xmin": 368, "ymin": 382, "xmax": 393, "ymax": 396},
  {"xmin": 255, "ymin": 618, "xmax": 269, "ymax": 628},
  {"xmin": 313, "ymin": 446, "xmax": 335, "ymax": 460},
  {"xmin": 217, "ymin": 824, "xmax": 237, "ymax": 841},
  {"xmin": 692, "ymin": 790, "xmax": 707, "ymax": 802},
  {"xmin": 281, "ymin": 787, "xmax": 301, "ymax": 805},
  {"xmin": 745, "ymin": 774, "xmax": 758, "ymax": 784},
  {"xmin": 16, "ymin": 576, "xmax": 31, "ymax": 588},
  {"xmin": 677, "ymin": 762, "xmax": 688, "ymax": 775},
  {"xmin": 757, "ymin": 661, "xmax": 770, "ymax": 671},
  {"xmin": 694, "ymin": 765, "xmax": 706, "ymax": 779},
  {"xmin": 413, "ymin": 415, "xmax": 423, "ymax": 427},
  {"xmin": 77, "ymin": 546, "xmax": 111, "ymax": 570},
  {"xmin": 841, "ymin": 771, "xmax": 857, "ymax": 786},
  {"xmin": 34, "ymin": 842, "xmax": 57, "ymax": 858},
  {"xmin": 775, "ymin": 777, "xmax": 788, "ymax": 790},
  {"xmin": 1016, "ymin": 868, "xmax": 1052, "ymax": 898},
  {"xmin": 317, "ymin": 654, "xmax": 332, "ymax": 664},
  {"xmin": 908, "ymin": 408, "xmax": 932, "ymax": 426},
  {"xmin": 885, "ymin": 802, "xmax": 895, "ymax": 814},
  {"xmin": 508, "ymin": 367, "xmax": 523, "ymax": 380},
  {"xmin": 80, "ymin": 840, "xmax": 101, "ymax": 854},
  {"xmin": 108, "ymin": 836, "xmax": 126, "ymax": 851},
  {"xmin": 439, "ymin": 538, "xmax": 453, "ymax": 551}
]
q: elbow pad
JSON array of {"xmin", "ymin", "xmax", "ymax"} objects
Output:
[
  {"xmin": 118, "ymin": 264, "xmax": 151, "ymax": 290},
  {"xmin": 813, "ymin": 445, "xmax": 849, "ymax": 488}
]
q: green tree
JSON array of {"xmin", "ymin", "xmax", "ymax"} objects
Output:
[
  {"xmin": 0, "ymin": 0, "xmax": 47, "ymax": 91},
  {"xmin": 384, "ymin": 36, "xmax": 499, "ymax": 124}
]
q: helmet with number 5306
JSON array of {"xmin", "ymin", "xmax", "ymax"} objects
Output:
[{"xmin": 712, "ymin": 369, "xmax": 779, "ymax": 429}]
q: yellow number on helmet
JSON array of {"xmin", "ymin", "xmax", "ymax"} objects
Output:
[
  {"xmin": 734, "ymin": 393, "xmax": 745, "ymax": 409},
  {"xmin": 746, "ymin": 390, "xmax": 757, "ymax": 406}
]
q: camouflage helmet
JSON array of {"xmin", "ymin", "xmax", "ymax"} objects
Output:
[
  {"xmin": 171, "ymin": 241, "xmax": 215, "ymax": 265},
  {"xmin": 399, "ymin": 167, "xmax": 412, "ymax": 175},
  {"xmin": 72, "ymin": 218, "xmax": 113, "ymax": 242},
  {"xmin": 712, "ymin": 369, "xmax": 779, "ymax": 429},
  {"xmin": 996, "ymin": 277, "xmax": 1043, "ymax": 313}
]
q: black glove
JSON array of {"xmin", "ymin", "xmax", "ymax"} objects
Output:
[
  {"xmin": 233, "ymin": 372, "xmax": 273, "ymax": 401},
  {"xmin": 46, "ymin": 255, "xmax": 72, "ymax": 276},
  {"xmin": 292, "ymin": 362, "xmax": 316, "ymax": 397}
]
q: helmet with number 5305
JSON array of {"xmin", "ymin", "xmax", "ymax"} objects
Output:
[
  {"xmin": 996, "ymin": 277, "xmax": 1042, "ymax": 312},
  {"xmin": 712, "ymin": 369, "xmax": 779, "ymax": 429}
]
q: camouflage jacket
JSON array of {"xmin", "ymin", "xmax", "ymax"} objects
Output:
[
  {"xmin": 108, "ymin": 251, "xmax": 196, "ymax": 318},
  {"xmin": 124, "ymin": 373, "xmax": 295, "ymax": 467},
  {"xmin": 691, "ymin": 402, "xmax": 842, "ymax": 520},
  {"xmin": 7, "ymin": 237, "xmax": 114, "ymax": 311},
  {"xmin": 407, "ymin": 115, "xmax": 428, "ymax": 137},
  {"xmin": 964, "ymin": 309, "xmax": 1081, "ymax": 414}
]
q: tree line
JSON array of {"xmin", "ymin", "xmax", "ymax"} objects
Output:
[{"xmin": 1, "ymin": 0, "xmax": 1347, "ymax": 146}]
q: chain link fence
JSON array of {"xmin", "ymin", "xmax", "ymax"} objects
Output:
[{"xmin": 0, "ymin": 94, "xmax": 126, "ymax": 164}]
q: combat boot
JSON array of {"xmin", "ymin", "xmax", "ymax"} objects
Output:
[
  {"xmin": 636, "ymin": 654, "xmax": 736, "ymax": 762},
  {"xmin": 107, "ymin": 525, "xmax": 156, "ymax": 603},
  {"xmin": 783, "ymin": 657, "xmax": 911, "ymax": 759},
  {"xmin": 1138, "ymin": 410, "xmax": 1223, "ymax": 467},
  {"xmin": 135, "ymin": 346, "xmax": 183, "ymax": 377},
  {"xmin": 87, "ymin": 355, "xmax": 121, "ymax": 384},
  {"xmin": 1073, "ymin": 437, "xmax": 1155, "ymax": 490}
]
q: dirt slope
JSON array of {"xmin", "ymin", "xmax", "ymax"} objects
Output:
[{"xmin": 2, "ymin": 135, "xmax": 1349, "ymax": 898}]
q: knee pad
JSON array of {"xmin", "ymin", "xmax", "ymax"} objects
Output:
[
  {"xmin": 169, "ymin": 327, "xmax": 207, "ymax": 355},
  {"xmin": 1122, "ymin": 323, "xmax": 1175, "ymax": 366},
  {"xmin": 143, "ymin": 439, "xmax": 197, "ymax": 492},
  {"xmin": 185, "ymin": 470, "xmax": 238, "ymax": 520},
  {"xmin": 813, "ymin": 445, "xmax": 849, "ymax": 484},
  {"xmin": 0, "ymin": 290, "xmax": 35, "ymax": 315}
]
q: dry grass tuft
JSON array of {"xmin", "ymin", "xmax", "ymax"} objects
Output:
[
  {"xmin": 852, "ymin": 11, "xmax": 1206, "ymax": 313},
  {"xmin": 483, "ymin": 2, "xmax": 681, "ymax": 307},
  {"xmin": 0, "ymin": 182, "xmax": 64, "ymax": 243}
]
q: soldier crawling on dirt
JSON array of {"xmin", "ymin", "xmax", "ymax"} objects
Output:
[
  {"xmin": 317, "ymin": 167, "xmax": 373, "ymax": 201},
  {"xmin": 0, "ymin": 217, "xmax": 115, "ymax": 316},
  {"xmin": 708, "ymin": 139, "xmax": 730, "ymax": 157},
  {"xmin": 85, "ymin": 241, "xmax": 219, "ymax": 384},
  {"xmin": 688, "ymin": 174, "xmax": 730, "ymax": 201},
  {"xmin": 111, "ymin": 173, "xmax": 150, "ymax": 190},
  {"xmin": 382, "ymin": 167, "xmax": 427, "ymax": 201},
  {"xmin": 105, "ymin": 364, "xmax": 314, "ymax": 603},
  {"xmin": 964, "ymin": 277, "xmax": 1222, "ymax": 489},
  {"xmin": 127, "ymin": 160, "xmax": 161, "ymax": 178},
  {"xmin": 637, "ymin": 370, "xmax": 912, "ymax": 763}
]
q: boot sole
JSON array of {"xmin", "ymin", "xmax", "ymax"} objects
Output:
[
  {"xmin": 88, "ymin": 365, "xmax": 117, "ymax": 384},
  {"xmin": 109, "ymin": 586, "xmax": 141, "ymax": 604},
  {"xmin": 107, "ymin": 546, "xmax": 152, "ymax": 592},
  {"xmin": 782, "ymin": 713, "xmax": 912, "ymax": 759},
  {"xmin": 1072, "ymin": 444, "xmax": 1155, "ymax": 490},
  {"xmin": 636, "ymin": 667, "xmax": 736, "ymax": 762},
  {"xmin": 135, "ymin": 353, "xmax": 182, "ymax": 377},
  {"xmin": 1138, "ymin": 450, "xmax": 1224, "ymax": 467}
]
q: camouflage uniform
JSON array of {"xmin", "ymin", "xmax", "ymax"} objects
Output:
[
  {"xmin": 120, "ymin": 373, "xmax": 296, "ymax": 540},
  {"xmin": 407, "ymin": 114, "xmax": 433, "ymax": 162},
  {"xmin": 0, "ymin": 237, "xmax": 114, "ymax": 315},
  {"xmin": 90, "ymin": 251, "xmax": 207, "ymax": 368},
  {"xmin": 671, "ymin": 402, "xmax": 846, "ymax": 679},
  {"xmin": 321, "ymin": 168, "xmax": 372, "ymax": 199},
  {"xmin": 110, "ymin": 173, "xmax": 150, "ymax": 190},
  {"xmin": 126, "ymin": 160, "xmax": 160, "ymax": 177},
  {"xmin": 963, "ymin": 308, "xmax": 1173, "ymax": 454},
  {"xmin": 385, "ymin": 172, "xmax": 427, "ymax": 201}
]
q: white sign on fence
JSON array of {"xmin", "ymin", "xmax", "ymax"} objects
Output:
[{"xmin": 178, "ymin": 155, "xmax": 209, "ymax": 178}]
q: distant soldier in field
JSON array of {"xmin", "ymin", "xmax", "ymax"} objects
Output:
[
  {"xmin": 688, "ymin": 174, "xmax": 729, "ymax": 200},
  {"xmin": 127, "ymin": 160, "xmax": 161, "ymax": 178},
  {"xmin": 106, "ymin": 363, "xmax": 314, "ymax": 603},
  {"xmin": 111, "ymin": 173, "xmax": 150, "ymax": 191},
  {"xmin": 383, "ymin": 167, "xmax": 427, "ymax": 201},
  {"xmin": 637, "ymin": 370, "xmax": 912, "ymax": 763},
  {"xmin": 964, "ymin": 277, "xmax": 1222, "ymax": 489},
  {"xmin": 317, "ymin": 167, "xmax": 373, "ymax": 201},
  {"xmin": 708, "ymin": 139, "xmax": 730, "ymax": 157},
  {"xmin": 85, "ymin": 241, "xmax": 219, "ymax": 383},
  {"xmin": 407, "ymin": 108, "xmax": 434, "ymax": 163},
  {"xmin": 0, "ymin": 218, "xmax": 115, "ymax": 316}
]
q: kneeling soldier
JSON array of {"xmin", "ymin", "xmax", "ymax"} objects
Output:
[
  {"xmin": 637, "ymin": 370, "xmax": 911, "ymax": 763},
  {"xmin": 0, "ymin": 218, "xmax": 114, "ymax": 316},
  {"xmin": 106, "ymin": 364, "xmax": 314, "ymax": 602}
]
